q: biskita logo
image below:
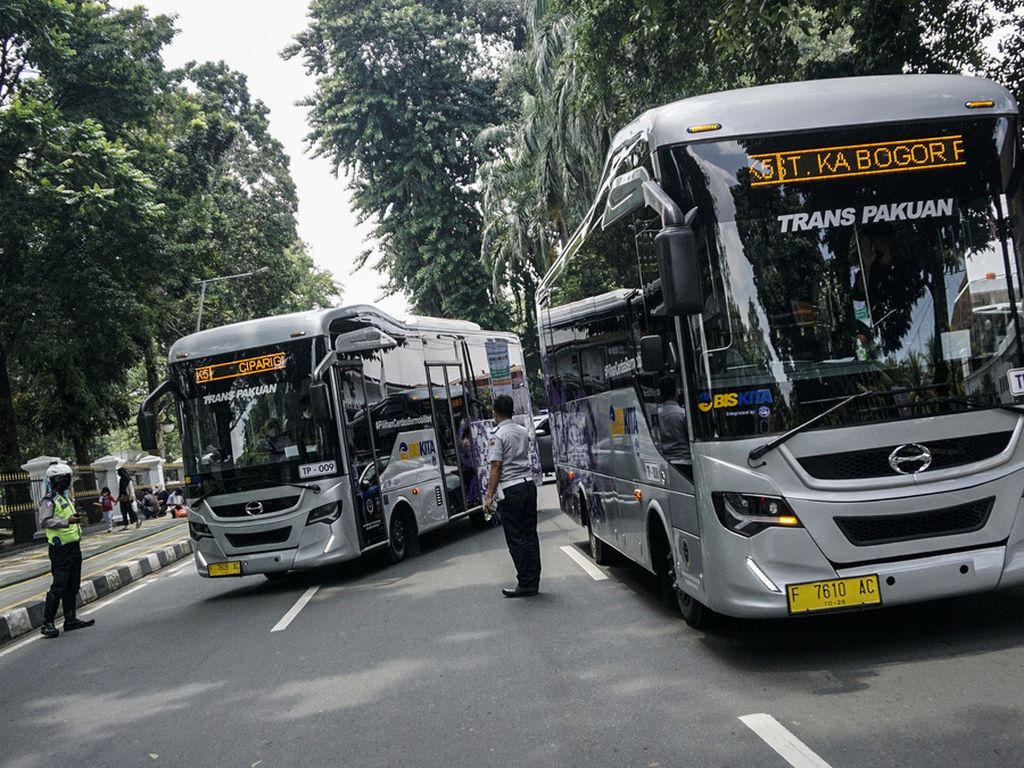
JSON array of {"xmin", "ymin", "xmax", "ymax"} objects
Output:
[
  {"xmin": 609, "ymin": 406, "xmax": 640, "ymax": 436},
  {"xmin": 697, "ymin": 389, "xmax": 773, "ymax": 412},
  {"xmin": 399, "ymin": 440, "xmax": 436, "ymax": 461}
]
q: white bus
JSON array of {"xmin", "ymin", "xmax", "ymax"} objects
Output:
[
  {"xmin": 139, "ymin": 305, "xmax": 539, "ymax": 578},
  {"xmin": 537, "ymin": 75, "xmax": 1024, "ymax": 627}
]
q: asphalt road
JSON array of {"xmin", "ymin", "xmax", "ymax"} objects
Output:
[{"xmin": 2, "ymin": 484, "xmax": 1024, "ymax": 768}]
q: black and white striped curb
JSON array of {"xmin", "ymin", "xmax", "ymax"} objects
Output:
[{"xmin": 0, "ymin": 540, "xmax": 193, "ymax": 644}]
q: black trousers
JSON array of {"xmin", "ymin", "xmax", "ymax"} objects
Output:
[
  {"xmin": 498, "ymin": 481, "xmax": 541, "ymax": 591},
  {"xmin": 119, "ymin": 499, "xmax": 137, "ymax": 526},
  {"xmin": 45, "ymin": 540, "xmax": 83, "ymax": 622}
]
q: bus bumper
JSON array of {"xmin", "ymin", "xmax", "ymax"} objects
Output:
[
  {"xmin": 192, "ymin": 519, "xmax": 361, "ymax": 577},
  {"xmin": 698, "ymin": 526, "xmax": 1009, "ymax": 618}
]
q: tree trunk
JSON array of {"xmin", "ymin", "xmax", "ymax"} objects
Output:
[
  {"xmin": 0, "ymin": 340, "xmax": 22, "ymax": 472},
  {"xmin": 142, "ymin": 340, "xmax": 165, "ymax": 457}
]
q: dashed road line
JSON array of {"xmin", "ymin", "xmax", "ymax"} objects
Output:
[
  {"xmin": 559, "ymin": 545, "xmax": 609, "ymax": 581},
  {"xmin": 271, "ymin": 586, "xmax": 320, "ymax": 632},
  {"xmin": 739, "ymin": 713, "xmax": 833, "ymax": 768}
]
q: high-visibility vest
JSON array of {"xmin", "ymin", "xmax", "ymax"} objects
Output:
[{"xmin": 44, "ymin": 493, "xmax": 81, "ymax": 545}]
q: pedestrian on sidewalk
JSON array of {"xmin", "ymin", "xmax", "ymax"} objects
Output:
[
  {"xmin": 140, "ymin": 487, "xmax": 161, "ymax": 520},
  {"xmin": 484, "ymin": 395, "xmax": 541, "ymax": 598},
  {"xmin": 117, "ymin": 467, "xmax": 140, "ymax": 530},
  {"xmin": 39, "ymin": 462, "xmax": 95, "ymax": 638},
  {"xmin": 95, "ymin": 487, "xmax": 115, "ymax": 533}
]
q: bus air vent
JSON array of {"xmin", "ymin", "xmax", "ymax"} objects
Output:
[
  {"xmin": 225, "ymin": 527, "xmax": 292, "ymax": 548},
  {"xmin": 211, "ymin": 495, "xmax": 300, "ymax": 518},
  {"xmin": 834, "ymin": 497, "xmax": 994, "ymax": 546},
  {"xmin": 797, "ymin": 432, "xmax": 1012, "ymax": 480}
]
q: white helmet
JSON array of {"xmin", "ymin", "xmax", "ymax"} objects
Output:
[{"xmin": 45, "ymin": 461, "xmax": 73, "ymax": 479}]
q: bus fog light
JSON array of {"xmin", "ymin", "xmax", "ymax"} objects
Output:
[
  {"xmin": 712, "ymin": 492, "xmax": 801, "ymax": 537},
  {"xmin": 306, "ymin": 501, "xmax": 342, "ymax": 526}
]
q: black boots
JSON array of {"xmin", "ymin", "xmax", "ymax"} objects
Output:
[
  {"xmin": 40, "ymin": 622, "xmax": 59, "ymax": 638},
  {"xmin": 63, "ymin": 616, "xmax": 95, "ymax": 631}
]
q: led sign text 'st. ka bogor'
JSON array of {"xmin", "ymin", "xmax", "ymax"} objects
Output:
[
  {"xmin": 195, "ymin": 352, "xmax": 287, "ymax": 384},
  {"xmin": 748, "ymin": 135, "xmax": 966, "ymax": 187}
]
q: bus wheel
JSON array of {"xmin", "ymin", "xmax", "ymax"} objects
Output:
[
  {"xmin": 387, "ymin": 510, "xmax": 408, "ymax": 563},
  {"xmin": 676, "ymin": 589, "xmax": 710, "ymax": 629},
  {"xmin": 587, "ymin": 517, "xmax": 611, "ymax": 565}
]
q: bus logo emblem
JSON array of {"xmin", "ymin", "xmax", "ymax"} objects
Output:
[
  {"xmin": 245, "ymin": 501, "xmax": 264, "ymax": 516},
  {"xmin": 888, "ymin": 444, "xmax": 932, "ymax": 475}
]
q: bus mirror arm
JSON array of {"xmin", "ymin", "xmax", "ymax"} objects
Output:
[
  {"xmin": 642, "ymin": 181, "xmax": 702, "ymax": 315},
  {"xmin": 138, "ymin": 380, "xmax": 174, "ymax": 453}
]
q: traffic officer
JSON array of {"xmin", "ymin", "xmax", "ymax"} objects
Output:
[
  {"xmin": 40, "ymin": 462, "xmax": 95, "ymax": 638},
  {"xmin": 484, "ymin": 395, "xmax": 541, "ymax": 597}
]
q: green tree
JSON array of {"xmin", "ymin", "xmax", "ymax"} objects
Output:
[{"xmin": 288, "ymin": 0, "xmax": 517, "ymax": 328}]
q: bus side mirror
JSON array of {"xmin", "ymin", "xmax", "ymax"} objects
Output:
[
  {"xmin": 657, "ymin": 226, "xmax": 703, "ymax": 315},
  {"xmin": 639, "ymin": 335, "xmax": 664, "ymax": 373},
  {"xmin": 138, "ymin": 411, "xmax": 158, "ymax": 452},
  {"xmin": 310, "ymin": 381, "xmax": 332, "ymax": 424}
]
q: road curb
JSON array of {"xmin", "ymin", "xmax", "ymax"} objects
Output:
[{"xmin": 0, "ymin": 540, "xmax": 193, "ymax": 645}]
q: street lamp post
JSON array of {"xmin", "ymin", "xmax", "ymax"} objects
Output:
[{"xmin": 195, "ymin": 266, "xmax": 270, "ymax": 333}]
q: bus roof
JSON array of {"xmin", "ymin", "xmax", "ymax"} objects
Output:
[
  {"xmin": 543, "ymin": 288, "xmax": 636, "ymax": 329},
  {"xmin": 167, "ymin": 305, "xmax": 509, "ymax": 362},
  {"xmin": 613, "ymin": 74, "xmax": 1016, "ymax": 153}
]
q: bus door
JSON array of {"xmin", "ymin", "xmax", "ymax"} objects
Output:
[
  {"xmin": 335, "ymin": 361, "xmax": 388, "ymax": 548},
  {"xmin": 425, "ymin": 362, "xmax": 479, "ymax": 517}
]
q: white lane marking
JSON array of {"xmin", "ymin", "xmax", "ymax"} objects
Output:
[
  {"xmin": 271, "ymin": 586, "xmax": 320, "ymax": 632},
  {"xmin": 0, "ymin": 630, "xmax": 44, "ymax": 659},
  {"xmin": 739, "ymin": 713, "xmax": 833, "ymax": 768},
  {"xmin": 559, "ymin": 545, "xmax": 609, "ymax": 581},
  {"xmin": 163, "ymin": 560, "xmax": 194, "ymax": 578}
]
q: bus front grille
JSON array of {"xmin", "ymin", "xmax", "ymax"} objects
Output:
[
  {"xmin": 225, "ymin": 527, "xmax": 292, "ymax": 549},
  {"xmin": 211, "ymin": 495, "xmax": 300, "ymax": 518},
  {"xmin": 797, "ymin": 432, "xmax": 1012, "ymax": 480},
  {"xmin": 834, "ymin": 498, "xmax": 994, "ymax": 546}
]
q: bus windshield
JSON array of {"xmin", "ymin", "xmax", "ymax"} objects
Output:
[
  {"xmin": 171, "ymin": 339, "xmax": 341, "ymax": 495},
  {"xmin": 660, "ymin": 116, "xmax": 1023, "ymax": 439}
]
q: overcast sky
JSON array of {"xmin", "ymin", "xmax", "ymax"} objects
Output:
[{"xmin": 110, "ymin": 0, "xmax": 411, "ymax": 319}]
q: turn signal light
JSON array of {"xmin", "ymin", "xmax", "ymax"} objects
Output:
[
  {"xmin": 687, "ymin": 122, "xmax": 722, "ymax": 134},
  {"xmin": 412, "ymin": 487, "xmax": 420, "ymax": 495},
  {"xmin": 965, "ymin": 100, "xmax": 995, "ymax": 109},
  {"xmin": 633, "ymin": 489, "xmax": 643, "ymax": 500}
]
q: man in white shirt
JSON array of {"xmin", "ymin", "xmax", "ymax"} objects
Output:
[{"xmin": 484, "ymin": 395, "xmax": 540, "ymax": 597}]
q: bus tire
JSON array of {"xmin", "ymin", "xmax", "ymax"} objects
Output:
[
  {"xmin": 676, "ymin": 589, "xmax": 711, "ymax": 629},
  {"xmin": 582, "ymin": 496, "xmax": 611, "ymax": 565},
  {"xmin": 387, "ymin": 509, "xmax": 409, "ymax": 563},
  {"xmin": 387, "ymin": 506, "xmax": 420, "ymax": 563}
]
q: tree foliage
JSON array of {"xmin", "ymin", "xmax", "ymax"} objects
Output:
[
  {"xmin": 0, "ymin": 1, "xmax": 337, "ymax": 469},
  {"xmin": 288, "ymin": 0, "xmax": 519, "ymax": 328}
]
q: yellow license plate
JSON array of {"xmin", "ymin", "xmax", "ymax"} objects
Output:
[
  {"xmin": 207, "ymin": 561, "xmax": 242, "ymax": 577},
  {"xmin": 786, "ymin": 574, "xmax": 881, "ymax": 614}
]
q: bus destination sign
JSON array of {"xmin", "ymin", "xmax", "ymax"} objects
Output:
[
  {"xmin": 749, "ymin": 135, "xmax": 965, "ymax": 187},
  {"xmin": 195, "ymin": 352, "xmax": 286, "ymax": 384}
]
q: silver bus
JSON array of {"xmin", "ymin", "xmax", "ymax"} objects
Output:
[
  {"xmin": 537, "ymin": 75, "xmax": 1024, "ymax": 627},
  {"xmin": 139, "ymin": 305, "xmax": 539, "ymax": 578}
]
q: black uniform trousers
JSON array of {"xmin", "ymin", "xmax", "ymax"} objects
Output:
[
  {"xmin": 44, "ymin": 540, "xmax": 83, "ymax": 622},
  {"xmin": 119, "ymin": 498, "xmax": 137, "ymax": 526},
  {"xmin": 498, "ymin": 480, "xmax": 541, "ymax": 591}
]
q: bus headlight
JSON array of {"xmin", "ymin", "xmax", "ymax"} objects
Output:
[
  {"xmin": 189, "ymin": 519, "xmax": 212, "ymax": 540},
  {"xmin": 712, "ymin": 492, "xmax": 801, "ymax": 537},
  {"xmin": 306, "ymin": 501, "xmax": 342, "ymax": 526}
]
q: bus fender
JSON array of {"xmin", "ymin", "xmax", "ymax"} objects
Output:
[{"xmin": 645, "ymin": 501, "xmax": 673, "ymax": 573}]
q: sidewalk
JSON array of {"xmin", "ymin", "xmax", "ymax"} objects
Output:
[{"xmin": 0, "ymin": 517, "xmax": 194, "ymax": 644}]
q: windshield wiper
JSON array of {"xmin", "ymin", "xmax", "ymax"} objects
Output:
[
  {"xmin": 748, "ymin": 390, "xmax": 875, "ymax": 464},
  {"xmin": 278, "ymin": 482, "xmax": 322, "ymax": 494},
  {"xmin": 748, "ymin": 387, "xmax": 1024, "ymax": 465}
]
